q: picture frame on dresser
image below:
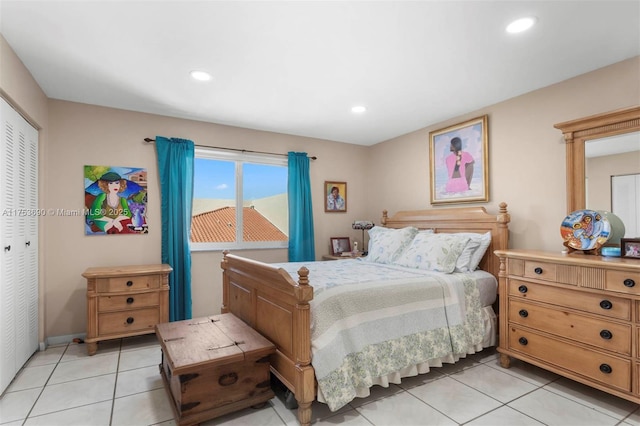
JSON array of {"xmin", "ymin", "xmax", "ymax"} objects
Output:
[{"xmin": 621, "ymin": 238, "xmax": 640, "ymax": 258}]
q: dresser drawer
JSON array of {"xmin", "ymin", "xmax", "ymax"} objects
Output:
[
  {"xmin": 508, "ymin": 299, "xmax": 631, "ymax": 355},
  {"xmin": 508, "ymin": 279, "xmax": 631, "ymax": 321},
  {"xmin": 508, "ymin": 326, "xmax": 631, "ymax": 392},
  {"xmin": 605, "ymin": 270, "xmax": 640, "ymax": 295},
  {"xmin": 523, "ymin": 261, "xmax": 556, "ymax": 282},
  {"xmin": 98, "ymin": 292, "xmax": 160, "ymax": 312},
  {"xmin": 97, "ymin": 275, "xmax": 160, "ymax": 293},
  {"xmin": 98, "ymin": 308, "xmax": 159, "ymax": 335}
]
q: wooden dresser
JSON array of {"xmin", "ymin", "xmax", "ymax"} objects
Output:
[
  {"xmin": 495, "ymin": 249, "xmax": 640, "ymax": 403},
  {"xmin": 83, "ymin": 264, "xmax": 172, "ymax": 355}
]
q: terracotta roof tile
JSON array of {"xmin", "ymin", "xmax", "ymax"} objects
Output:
[{"xmin": 191, "ymin": 207, "xmax": 288, "ymax": 243}]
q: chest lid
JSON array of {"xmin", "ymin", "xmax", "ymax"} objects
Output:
[{"xmin": 156, "ymin": 313, "xmax": 274, "ymax": 374}]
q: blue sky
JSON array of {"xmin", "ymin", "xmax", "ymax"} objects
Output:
[{"xmin": 194, "ymin": 158, "xmax": 287, "ymax": 199}]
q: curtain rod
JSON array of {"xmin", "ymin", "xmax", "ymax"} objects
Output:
[{"xmin": 143, "ymin": 138, "xmax": 317, "ymax": 160}]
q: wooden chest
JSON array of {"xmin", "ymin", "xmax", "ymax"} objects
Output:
[
  {"xmin": 83, "ymin": 264, "xmax": 171, "ymax": 355},
  {"xmin": 156, "ymin": 313, "xmax": 275, "ymax": 426}
]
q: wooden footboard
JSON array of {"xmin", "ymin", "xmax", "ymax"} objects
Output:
[{"xmin": 220, "ymin": 253, "xmax": 314, "ymax": 426}]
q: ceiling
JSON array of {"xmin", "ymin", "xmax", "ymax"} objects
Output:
[{"xmin": 1, "ymin": 1, "xmax": 639, "ymax": 146}]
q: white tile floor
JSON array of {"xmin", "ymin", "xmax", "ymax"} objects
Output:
[{"xmin": 1, "ymin": 335, "xmax": 639, "ymax": 425}]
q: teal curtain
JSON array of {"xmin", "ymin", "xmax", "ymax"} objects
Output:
[
  {"xmin": 288, "ymin": 152, "xmax": 315, "ymax": 261},
  {"xmin": 155, "ymin": 136, "xmax": 194, "ymax": 321}
]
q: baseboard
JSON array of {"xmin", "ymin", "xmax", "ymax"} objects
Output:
[{"xmin": 42, "ymin": 333, "xmax": 87, "ymax": 349}]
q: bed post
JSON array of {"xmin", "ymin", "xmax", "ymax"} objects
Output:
[
  {"xmin": 220, "ymin": 251, "xmax": 230, "ymax": 314},
  {"xmin": 293, "ymin": 267, "xmax": 314, "ymax": 426}
]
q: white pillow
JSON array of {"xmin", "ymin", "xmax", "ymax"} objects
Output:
[
  {"xmin": 364, "ymin": 226, "xmax": 419, "ymax": 264},
  {"xmin": 454, "ymin": 231, "xmax": 492, "ymax": 272},
  {"xmin": 393, "ymin": 233, "xmax": 470, "ymax": 273}
]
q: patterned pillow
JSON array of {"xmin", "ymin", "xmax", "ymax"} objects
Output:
[
  {"xmin": 454, "ymin": 232, "xmax": 492, "ymax": 272},
  {"xmin": 364, "ymin": 226, "xmax": 419, "ymax": 264},
  {"xmin": 393, "ymin": 232, "xmax": 470, "ymax": 273}
]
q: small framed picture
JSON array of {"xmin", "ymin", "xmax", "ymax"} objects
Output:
[
  {"xmin": 325, "ymin": 181, "xmax": 347, "ymax": 212},
  {"xmin": 621, "ymin": 238, "xmax": 640, "ymax": 259},
  {"xmin": 330, "ymin": 237, "xmax": 351, "ymax": 256}
]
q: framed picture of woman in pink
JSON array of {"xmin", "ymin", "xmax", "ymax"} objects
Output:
[{"xmin": 429, "ymin": 115, "xmax": 489, "ymax": 205}]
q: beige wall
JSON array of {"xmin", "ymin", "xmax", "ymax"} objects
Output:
[
  {"xmin": 2, "ymin": 32, "xmax": 640, "ymax": 342},
  {"xmin": 368, "ymin": 56, "xmax": 640, "ymax": 253}
]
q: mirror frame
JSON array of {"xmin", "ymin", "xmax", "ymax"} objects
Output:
[{"xmin": 554, "ymin": 106, "xmax": 640, "ymax": 214}]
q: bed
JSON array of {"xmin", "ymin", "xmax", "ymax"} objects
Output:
[{"xmin": 221, "ymin": 203, "xmax": 510, "ymax": 425}]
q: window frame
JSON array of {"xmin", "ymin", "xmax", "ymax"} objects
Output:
[{"xmin": 190, "ymin": 147, "xmax": 289, "ymax": 252}]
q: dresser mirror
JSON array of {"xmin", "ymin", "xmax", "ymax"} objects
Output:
[{"xmin": 555, "ymin": 106, "xmax": 640, "ymax": 238}]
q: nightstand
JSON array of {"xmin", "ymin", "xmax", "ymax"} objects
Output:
[
  {"xmin": 322, "ymin": 253, "xmax": 363, "ymax": 260},
  {"xmin": 83, "ymin": 263, "xmax": 172, "ymax": 355}
]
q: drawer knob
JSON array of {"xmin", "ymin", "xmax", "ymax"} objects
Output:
[
  {"xmin": 600, "ymin": 330, "xmax": 613, "ymax": 340},
  {"xmin": 518, "ymin": 285, "xmax": 528, "ymax": 294},
  {"xmin": 218, "ymin": 372, "xmax": 238, "ymax": 386},
  {"xmin": 126, "ymin": 297, "xmax": 134, "ymax": 304},
  {"xmin": 518, "ymin": 337, "xmax": 528, "ymax": 346},
  {"xmin": 623, "ymin": 279, "xmax": 636, "ymax": 288},
  {"xmin": 534, "ymin": 267, "xmax": 543, "ymax": 275},
  {"xmin": 600, "ymin": 300, "xmax": 613, "ymax": 310},
  {"xmin": 4, "ymin": 245, "xmax": 10, "ymax": 252},
  {"xmin": 599, "ymin": 364, "xmax": 612, "ymax": 374},
  {"xmin": 126, "ymin": 280, "xmax": 134, "ymax": 287},
  {"xmin": 126, "ymin": 317, "xmax": 134, "ymax": 324},
  {"xmin": 518, "ymin": 309, "xmax": 529, "ymax": 318}
]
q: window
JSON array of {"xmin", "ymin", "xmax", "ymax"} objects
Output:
[{"xmin": 190, "ymin": 148, "xmax": 288, "ymax": 251}]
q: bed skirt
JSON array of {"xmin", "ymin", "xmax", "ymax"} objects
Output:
[{"xmin": 316, "ymin": 305, "xmax": 497, "ymax": 405}]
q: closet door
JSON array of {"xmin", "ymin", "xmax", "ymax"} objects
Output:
[{"xmin": 0, "ymin": 98, "xmax": 39, "ymax": 394}]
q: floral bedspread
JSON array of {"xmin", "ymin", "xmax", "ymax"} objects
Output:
[{"xmin": 273, "ymin": 259, "xmax": 485, "ymax": 411}]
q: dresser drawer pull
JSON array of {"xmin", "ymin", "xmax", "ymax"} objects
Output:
[
  {"xmin": 218, "ymin": 372, "xmax": 238, "ymax": 386},
  {"xmin": 126, "ymin": 280, "xmax": 134, "ymax": 287},
  {"xmin": 599, "ymin": 364, "xmax": 612, "ymax": 374},
  {"xmin": 534, "ymin": 267, "xmax": 543, "ymax": 275},
  {"xmin": 518, "ymin": 285, "xmax": 528, "ymax": 294},
  {"xmin": 126, "ymin": 317, "xmax": 134, "ymax": 324},
  {"xmin": 518, "ymin": 337, "xmax": 528, "ymax": 346},
  {"xmin": 623, "ymin": 279, "xmax": 636, "ymax": 288},
  {"xmin": 600, "ymin": 300, "xmax": 613, "ymax": 310},
  {"xmin": 599, "ymin": 329, "xmax": 613, "ymax": 340},
  {"xmin": 518, "ymin": 309, "xmax": 529, "ymax": 318},
  {"xmin": 126, "ymin": 297, "xmax": 134, "ymax": 304}
]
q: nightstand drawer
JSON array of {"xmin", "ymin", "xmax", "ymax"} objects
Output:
[
  {"xmin": 98, "ymin": 308, "xmax": 159, "ymax": 335},
  {"xmin": 508, "ymin": 299, "xmax": 631, "ymax": 355},
  {"xmin": 98, "ymin": 292, "xmax": 160, "ymax": 312},
  {"xmin": 508, "ymin": 279, "xmax": 630, "ymax": 320},
  {"xmin": 97, "ymin": 275, "xmax": 160, "ymax": 293},
  {"xmin": 508, "ymin": 326, "xmax": 631, "ymax": 392}
]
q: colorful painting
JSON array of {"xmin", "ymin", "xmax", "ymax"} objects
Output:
[{"xmin": 84, "ymin": 165, "xmax": 148, "ymax": 235}]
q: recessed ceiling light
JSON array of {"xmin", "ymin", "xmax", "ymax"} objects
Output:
[
  {"xmin": 506, "ymin": 17, "xmax": 537, "ymax": 34},
  {"xmin": 190, "ymin": 70, "xmax": 212, "ymax": 81},
  {"xmin": 351, "ymin": 106, "xmax": 367, "ymax": 113}
]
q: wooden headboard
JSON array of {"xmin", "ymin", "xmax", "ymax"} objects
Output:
[{"xmin": 381, "ymin": 202, "xmax": 510, "ymax": 280}]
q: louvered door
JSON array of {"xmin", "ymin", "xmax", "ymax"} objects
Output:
[{"xmin": 0, "ymin": 98, "xmax": 39, "ymax": 394}]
